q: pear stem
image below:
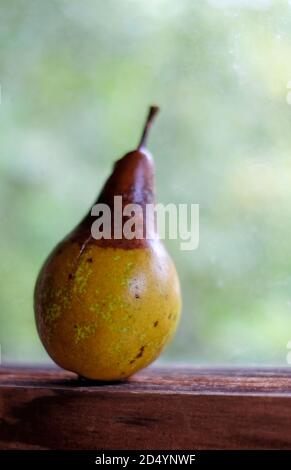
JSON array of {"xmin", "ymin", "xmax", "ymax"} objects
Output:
[{"xmin": 137, "ymin": 105, "xmax": 159, "ymax": 150}]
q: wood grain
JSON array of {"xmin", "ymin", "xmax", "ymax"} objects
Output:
[{"xmin": 1, "ymin": 366, "xmax": 291, "ymax": 450}]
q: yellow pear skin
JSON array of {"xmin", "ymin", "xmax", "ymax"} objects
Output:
[{"xmin": 34, "ymin": 107, "xmax": 182, "ymax": 381}]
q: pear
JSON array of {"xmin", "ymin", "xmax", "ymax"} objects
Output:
[{"xmin": 34, "ymin": 107, "xmax": 182, "ymax": 381}]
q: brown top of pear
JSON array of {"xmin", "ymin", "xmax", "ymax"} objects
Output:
[{"xmin": 69, "ymin": 106, "xmax": 159, "ymax": 249}]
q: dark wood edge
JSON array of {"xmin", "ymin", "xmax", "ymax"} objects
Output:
[{"xmin": 1, "ymin": 366, "xmax": 291, "ymax": 449}]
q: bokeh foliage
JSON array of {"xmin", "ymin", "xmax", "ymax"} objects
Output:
[{"xmin": 1, "ymin": 0, "xmax": 291, "ymax": 364}]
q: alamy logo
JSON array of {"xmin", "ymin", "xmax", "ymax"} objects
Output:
[{"xmin": 90, "ymin": 196, "xmax": 199, "ymax": 251}]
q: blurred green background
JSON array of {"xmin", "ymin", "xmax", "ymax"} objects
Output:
[{"xmin": 1, "ymin": 0, "xmax": 291, "ymax": 365}]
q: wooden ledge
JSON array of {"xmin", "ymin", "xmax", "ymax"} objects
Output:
[{"xmin": 1, "ymin": 366, "xmax": 291, "ymax": 449}]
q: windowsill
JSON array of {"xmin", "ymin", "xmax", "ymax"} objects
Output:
[{"xmin": 1, "ymin": 365, "xmax": 291, "ymax": 449}]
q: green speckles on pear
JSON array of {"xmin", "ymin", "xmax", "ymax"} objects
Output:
[
  {"xmin": 119, "ymin": 326, "xmax": 130, "ymax": 333},
  {"xmin": 39, "ymin": 282, "xmax": 71, "ymax": 342},
  {"xmin": 119, "ymin": 259, "xmax": 135, "ymax": 287},
  {"xmin": 90, "ymin": 291, "xmax": 132, "ymax": 326},
  {"xmin": 112, "ymin": 342, "xmax": 123, "ymax": 353},
  {"xmin": 107, "ymin": 301, "xmax": 116, "ymax": 313},
  {"xmin": 101, "ymin": 309, "xmax": 113, "ymax": 323},
  {"xmin": 73, "ymin": 262, "xmax": 93, "ymax": 295},
  {"xmin": 62, "ymin": 295, "xmax": 70, "ymax": 309},
  {"xmin": 43, "ymin": 303, "xmax": 62, "ymax": 341},
  {"xmin": 43, "ymin": 286, "xmax": 70, "ymax": 325},
  {"xmin": 125, "ymin": 261, "xmax": 134, "ymax": 270},
  {"xmin": 44, "ymin": 303, "xmax": 61, "ymax": 325},
  {"xmin": 122, "ymin": 312, "xmax": 133, "ymax": 322},
  {"xmin": 90, "ymin": 302, "xmax": 101, "ymax": 315},
  {"xmin": 120, "ymin": 278, "xmax": 129, "ymax": 287},
  {"xmin": 74, "ymin": 323, "xmax": 96, "ymax": 344},
  {"xmin": 90, "ymin": 301, "xmax": 113, "ymax": 322}
]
